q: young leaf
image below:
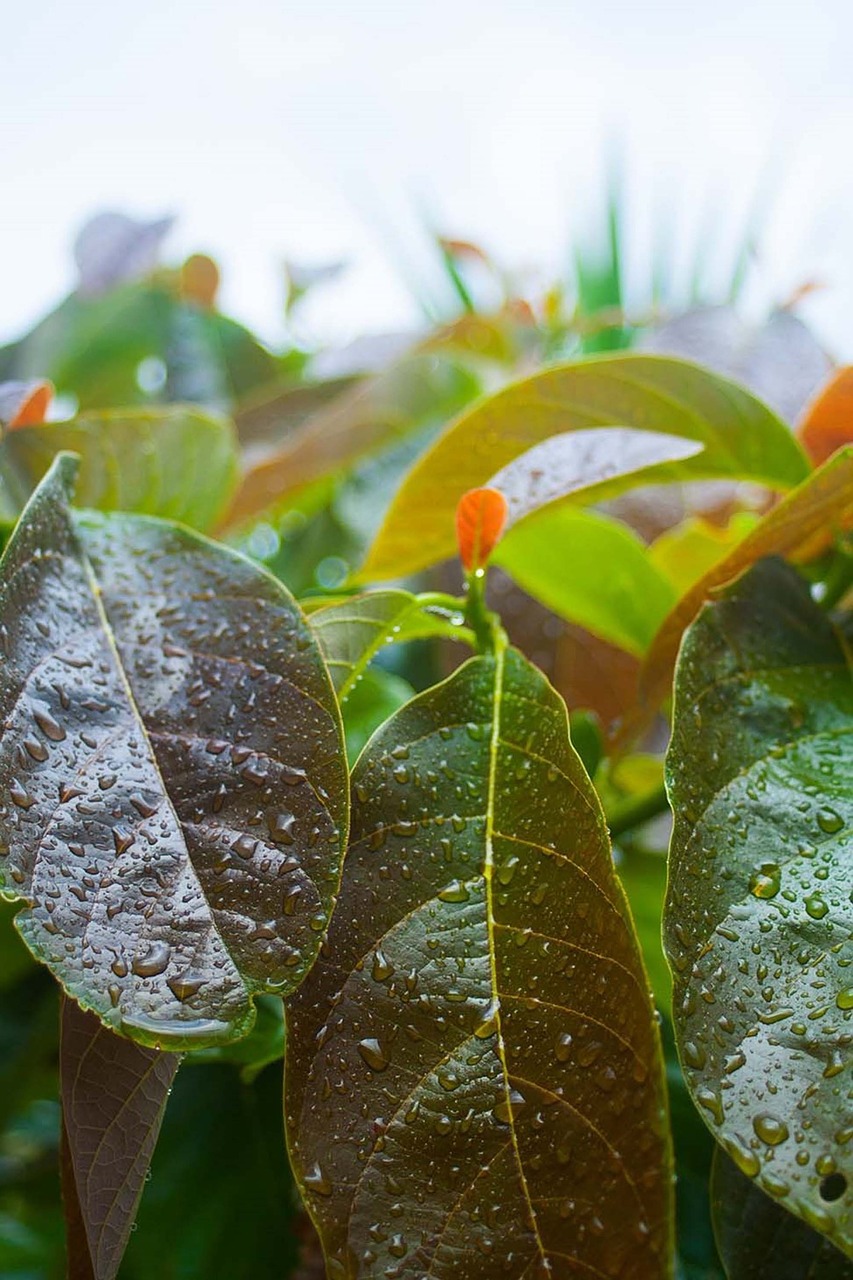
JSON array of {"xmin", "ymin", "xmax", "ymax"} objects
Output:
[
  {"xmin": 360, "ymin": 354, "xmax": 809, "ymax": 580},
  {"xmin": 308, "ymin": 589, "xmax": 473, "ymax": 700},
  {"xmin": 286, "ymin": 647, "xmax": 672, "ymax": 1278},
  {"xmin": 494, "ymin": 507, "xmax": 677, "ymax": 656},
  {"xmin": 711, "ymin": 1150, "xmax": 853, "ymax": 1280},
  {"xmin": 0, "ymin": 379, "xmax": 53, "ymax": 428},
  {"xmin": 0, "ymin": 454, "xmax": 348, "ymax": 1049},
  {"xmin": 797, "ymin": 367, "xmax": 853, "ymax": 467},
  {"xmin": 665, "ymin": 558, "xmax": 852, "ymax": 1254},
  {"xmin": 637, "ymin": 446, "xmax": 853, "ymax": 725},
  {"xmin": 60, "ymin": 996, "xmax": 179, "ymax": 1280},
  {"xmin": 0, "ymin": 406, "xmax": 239, "ymax": 531},
  {"xmin": 455, "ymin": 486, "xmax": 508, "ymax": 570}
]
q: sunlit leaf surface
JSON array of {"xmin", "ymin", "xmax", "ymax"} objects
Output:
[
  {"xmin": 287, "ymin": 647, "xmax": 672, "ymax": 1278},
  {"xmin": 361, "ymin": 354, "xmax": 808, "ymax": 580}
]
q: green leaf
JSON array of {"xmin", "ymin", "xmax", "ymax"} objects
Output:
[
  {"xmin": 495, "ymin": 507, "xmax": 677, "ymax": 655},
  {"xmin": 286, "ymin": 646, "xmax": 672, "ymax": 1278},
  {"xmin": 1, "ymin": 406, "xmax": 239, "ymax": 531},
  {"xmin": 0, "ymin": 455, "xmax": 348, "ymax": 1049},
  {"xmin": 638, "ymin": 447, "xmax": 853, "ymax": 727},
  {"xmin": 361, "ymin": 353, "xmax": 809, "ymax": 580},
  {"xmin": 711, "ymin": 1149, "xmax": 853, "ymax": 1279},
  {"xmin": 338, "ymin": 668, "xmax": 416, "ymax": 767},
  {"xmin": 648, "ymin": 512, "xmax": 760, "ymax": 596},
  {"xmin": 60, "ymin": 997, "xmax": 180, "ymax": 1280},
  {"xmin": 665, "ymin": 558, "xmax": 852, "ymax": 1255},
  {"xmin": 308, "ymin": 589, "xmax": 472, "ymax": 699}
]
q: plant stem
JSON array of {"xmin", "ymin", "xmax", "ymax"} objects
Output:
[
  {"xmin": 608, "ymin": 781, "xmax": 670, "ymax": 839},
  {"xmin": 462, "ymin": 569, "xmax": 505, "ymax": 655}
]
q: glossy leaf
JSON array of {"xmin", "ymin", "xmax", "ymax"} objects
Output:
[
  {"xmin": 60, "ymin": 997, "xmax": 179, "ymax": 1280},
  {"xmin": 360, "ymin": 353, "xmax": 809, "ymax": 580},
  {"xmin": 797, "ymin": 367, "xmax": 853, "ymax": 467},
  {"xmin": 308, "ymin": 589, "xmax": 473, "ymax": 700},
  {"xmin": 495, "ymin": 507, "xmax": 677, "ymax": 656},
  {"xmin": 489, "ymin": 427, "xmax": 703, "ymax": 531},
  {"xmin": 456, "ymin": 486, "xmax": 508, "ymax": 570},
  {"xmin": 286, "ymin": 647, "xmax": 672, "ymax": 1279},
  {"xmin": 711, "ymin": 1149, "xmax": 853, "ymax": 1279},
  {"xmin": 638, "ymin": 446, "xmax": 853, "ymax": 724},
  {"xmin": 220, "ymin": 352, "xmax": 482, "ymax": 532},
  {"xmin": 0, "ymin": 454, "xmax": 348, "ymax": 1049},
  {"xmin": 665, "ymin": 558, "xmax": 852, "ymax": 1254},
  {"xmin": 0, "ymin": 406, "xmax": 239, "ymax": 531}
]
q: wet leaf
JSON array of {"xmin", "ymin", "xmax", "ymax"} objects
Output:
[
  {"xmin": 489, "ymin": 427, "xmax": 703, "ymax": 532},
  {"xmin": 0, "ymin": 454, "xmax": 348, "ymax": 1049},
  {"xmin": 711, "ymin": 1150, "xmax": 853, "ymax": 1279},
  {"xmin": 637, "ymin": 447, "xmax": 853, "ymax": 726},
  {"xmin": 60, "ymin": 996, "xmax": 179, "ymax": 1280},
  {"xmin": 0, "ymin": 406, "xmax": 239, "ymax": 531},
  {"xmin": 361, "ymin": 354, "xmax": 809, "ymax": 580},
  {"xmin": 797, "ymin": 367, "xmax": 853, "ymax": 468},
  {"xmin": 665, "ymin": 558, "xmax": 852, "ymax": 1255},
  {"xmin": 494, "ymin": 507, "xmax": 677, "ymax": 656},
  {"xmin": 308, "ymin": 589, "xmax": 473, "ymax": 700},
  {"xmin": 220, "ymin": 352, "xmax": 482, "ymax": 532},
  {"xmin": 338, "ymin": 668, "xmax": 415, "ymax": 766},
  {"xmin": 286, "ymin": 646, "xmax": 672, "ymax": 1278}
]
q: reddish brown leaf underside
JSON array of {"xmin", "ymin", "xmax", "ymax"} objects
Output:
[
  {"xmin": 797, "ymin": 366, "xmax": 853, "ymax": 467},
  {"xmin": 60, "ymin": 997, "xmax": 180, "ymax": 1280}
]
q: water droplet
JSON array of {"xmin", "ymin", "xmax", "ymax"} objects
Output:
[
  {"xmin": 554, "ymin": 1032, "xmax": 573, "ymax": 1063},
  {"xmin": 836, "ymin": 987, "xmax": 853, "ymax": 1010},
  {"xmin": 804, "ymin": 893, "xmax": 829, "ymax": 920},
  {"xmin": 304, "ymin": 1163, "xmax": 333, "ymax": 1196},
  {"xmin": 753, "ymin": 1113, "xmax": 789, "ymax": 1146},
  {"xmin": 371, "ymin": 950, "xmax": 395, "ymax": 982},
  {"xmin": 438, "ymin": 878, "xmax": 470, "ymax": 903},
  {"xmin": 132, "ymin": 941, "xmax": 171, "ymax": 978},
  {"xmin": 493, "ymin": 1089, "xmax": 526, "ymax": 1124},
  {"xmin": 749, "ymin": 862, "xmax": 781, "ymax": 899},
  {"xmin": 357, "ymin": 1038, "xmax": 389, "ymax": 1072},
  {"xmin": 816, "ymin": 807, "xmax": 843, "ymax": 835}
]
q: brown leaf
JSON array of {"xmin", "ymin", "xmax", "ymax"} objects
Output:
[{"xmin": 60, "ymin": 997, "xmax": 180, "ymax": 1280}]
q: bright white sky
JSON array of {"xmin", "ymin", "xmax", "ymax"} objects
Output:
[{"xmin": 5, "ymin": 0, "xmax": 853, "ymax": 355}]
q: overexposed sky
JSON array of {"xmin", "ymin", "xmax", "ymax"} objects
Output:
[{"xmin": 4, "ymin": 0, "xmax": 853, "ymax": 353}]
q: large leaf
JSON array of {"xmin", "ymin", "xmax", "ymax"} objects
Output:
[
  {"xmin": 665, "ymin": 558, "xmax": 852, "ymax": 1255},
  {"xmin": 0, "ymin": 406, "xmax": 239, "ymax": 531},
  {"xmin": 308, "ymin": 589, "xmax": 473, "ymax": 699},
  {"xmin": 360, "ymin": 354, "xmax": 809, "ymax": 580},
  {"xmin": 494, "ymin": 507, "xmax": 677, "ymax": 656},
  {"xmin": 60, "ymin": 997, "xmax": 179, "ymax": 1280},
  {"xmin": 711, "ymin": 1150, "xmax": 853, "ymax": 1279},
  {"xmin": 286, "ymin": 646, "xmax": 672, "ymax": 1278},
  {"xmin": 637, "ymin": 446, "xmax": 853, "ymax": 725},
  {"xmin": 0, "ymin": 455, "xmax": 348, "ymax": 1049},
  {"xmin": 797, "ymin": 366, "xmax": 853, "ymax": 467}
]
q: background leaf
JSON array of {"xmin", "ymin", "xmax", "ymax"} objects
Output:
[
  {"xmin": 665, "ymin": 557, "xmax": 852, "ymax": 1255},
  {"xmin": 637, "ymin": 446, "xmax": 853, "ymax": 726},
  {"xmin": 711, "ymin": 1149, "xmax": 853, "ymax": 1279},
  {"xmin": 0, "ymin": 455, "xmax": 347, "ymax": 1049},
  {"xmin": 0, "ymin": 406, "xmax": 239, "ymax": 531},
  {"xmin": 360, "ymin": 354, "xmax": 809, "ymax": 580},
  {"xmin": 494, "ymin": 507, "xmax": 677, "ymax": 656},
  {"xmin": 60, "ymin": 997, "xmax": 179, "ymax": 1280},
  {"xmin": 286, "ymin": 647, "xmax": 672, "ymax": 1278}
]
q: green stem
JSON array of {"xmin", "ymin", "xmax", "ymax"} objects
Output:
[
  {"xmin": 462, "ymin": 569, "xmax": 505, "ymax": 655},
  {"xmin": 819, "ymin": 550, "xmax": 853, "ymax": 612},
  {"xmin": 608, "ymin": 781, "xmax": 670, "ymax": 839}
]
